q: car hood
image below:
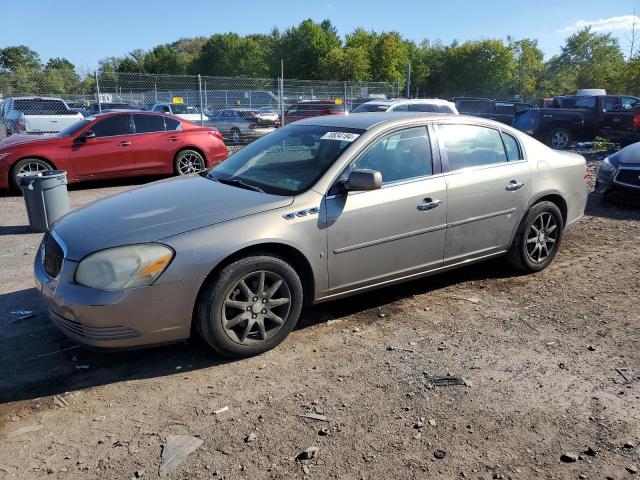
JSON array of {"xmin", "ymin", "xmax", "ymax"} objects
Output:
[
  {"xmin": 611, "ymin": 142, "xmax": 640, "ymax": 165},
  {"xmin": 0, "ymin": 134, "xmax": 61, "ymax": 149},
  {"xmin": 53, "ymin": 175, "xmax": 293, "ymax": 260}
]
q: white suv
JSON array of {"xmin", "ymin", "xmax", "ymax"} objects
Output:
[{"xmin": 352, "ymin": 98, "xmax": 459, "ymax": 114}]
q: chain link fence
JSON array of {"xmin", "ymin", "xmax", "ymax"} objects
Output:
[{"xmin": 0, "ymin": 70, "xmax": 397, "ymax": 144}]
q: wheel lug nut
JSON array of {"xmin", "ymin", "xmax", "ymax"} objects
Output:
[
  {"xmin": 253, "ymin": 297, "xmax": 258, "ymax": 302},
  {"xmin": 252, "ymin": 314, "xmax": 257, "ymax": 319},
  {"xmin": 246, "ymin": 306, "xmax": 251, "ymax": 311},
  {"xmin": 262, "ymin": 309, "xmax": 266, "ymax": 314},
  {"xmin": 262, "ymin": 299, "xmax": 267, "ymax": 303}
]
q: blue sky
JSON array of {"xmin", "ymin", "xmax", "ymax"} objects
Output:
[{"xmin": 1, "ymin": 0, "xmax": 639, "ymax": 71}]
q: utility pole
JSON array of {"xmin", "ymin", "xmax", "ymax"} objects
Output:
[{"xmin": 95, "ymin": 71, "xmax": 102, "ymax": 114}]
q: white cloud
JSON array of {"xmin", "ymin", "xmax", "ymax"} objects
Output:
[{"xmin": 558, "ymin": 15, "xmax": 640, "ymax": 34}]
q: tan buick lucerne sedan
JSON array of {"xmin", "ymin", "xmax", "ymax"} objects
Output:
[{"xmin": 35, "ymin": 113, "xmax": 589, "ymax": 357}]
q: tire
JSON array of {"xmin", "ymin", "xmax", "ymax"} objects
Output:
[
  {"xmin": 174, "ymin": 149, "xmax": 206, "ymax": 175},
  {"xmin": 196, "ymin": 255, "xmax": 304, "ymax": 358},
  {"xmin": 11, "ymin": 158, "xmax": 53, "ymax": 190},
  {"xmin": 507, "ymin": 201, "xmax": 564, "ymax": 273},
  {"xmin": 546, "ymin": 128, "xmax": 571, "ymax": 150},
  {"xmin": 230, "ymin": 128, "xmax": 242, "ymax": 145}
]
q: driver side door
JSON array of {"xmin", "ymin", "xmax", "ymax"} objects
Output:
[
  {"xmin": 70, "ymin": 114, "xmax": 134, "ymax": 179},
  {"xmin": 325, "ymin": 126, "xmax": 447, "ymax": 294}
]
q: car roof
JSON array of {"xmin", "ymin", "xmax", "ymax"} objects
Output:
[
  {"xmin": 363, "ymin": 98, "xmax": 454, "ymax": 106},
  {"xmin": 8, "ymin": 96, "xmax": 66, "ymax": 101},
  {"xmin": 294, "ymin": 112, "xmax": 463, "ymax": 130}
]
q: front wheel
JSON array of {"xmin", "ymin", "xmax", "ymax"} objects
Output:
[
  {"xmin": 546, "ymin": 128, "xmax": 571, "ymax": 150},
  {"xmin": 174, "ymin": 149, "xmax": 206, "ymax": 175},
  {"xmin": 196, "ymin": 255, "xmax": 304, "ymax": 358},
  {"xmin": 11, "ymin": 158, "xmax": 53, "ymax": 190},
  {"xmin": 507, "ymin": 201, "xmax": 564, "ymax": 272}
]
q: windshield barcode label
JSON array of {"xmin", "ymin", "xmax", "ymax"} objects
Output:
[{"xmin": 321, "ymin": 132, "xmax": 360, "ymax": 142}]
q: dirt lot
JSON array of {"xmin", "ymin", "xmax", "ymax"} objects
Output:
[{"xmin": 1, "ymin": 151, "xmax": 639, "ymax": 480}]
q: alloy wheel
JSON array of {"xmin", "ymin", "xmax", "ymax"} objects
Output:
[
  {"xmin": 177, "ymin": 152, "xmax": 205, "ymax": 174},
  {"xmin": 222, "ymin": 270, "xmax": 291, "ymax": 346},
  {"xmin": 17, "ymin": 161, "xmax": 51, "ymax": 177},
  {"xmin": 526, "ymin": 212, "xmax": 558, "ymax": 263},
  {"xmin": 231, "ymin": 129, "xmax": 241, "ymax": 144},
  {"xmin": 551, "ymin": 131, "xmax": 569, "ymax": 149}
]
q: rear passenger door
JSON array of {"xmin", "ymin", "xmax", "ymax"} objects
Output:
[
  {"xmin": 436, "ymin": 123, "xmax": 531, "ymax": 264},
  {"xmin": 131, "ymin": 114, "xmax": 182, "ymax": 173}
]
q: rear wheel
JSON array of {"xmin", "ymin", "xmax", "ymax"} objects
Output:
[
  {"xmin": 174, "ymin": 149, "xmax": 206, "ymax": 175},
  {"xmin": 11, "ymin": 158, "xmax": 53, "ymax": 190},
  {"xmin": 507, "ymin": 201, "xmax": 564, "ymax": 272},
  {"xmin": 196, "ymin": 255, "xmax": 303, "ymax": 358},
  {"xmin": 546, "ymin": 128, "xmax": 571, "ymax": 150}
]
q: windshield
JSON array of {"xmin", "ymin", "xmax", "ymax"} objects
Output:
[
  {"xmin": 14, "ymin": 99, "xmax": 74, "ymax": 115},
  {"xmin": 352, "ymin": 103, "xmax": 389, "ymax": 113},
  {"xmin": 171, "ymin": 104, "xmax": 190, "ymax": 114},
  {"xmin": 209, "ymin": 125, "xmax": 363, "ymax": 195},
  {"xmin": 57, "ymin": 119, "xmax": 92, "ymax": 137}
]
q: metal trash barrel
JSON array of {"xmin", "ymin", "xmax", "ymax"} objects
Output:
[{"xmin": 19, "ymin": 170, "xmax": 70, "ymax": 233}]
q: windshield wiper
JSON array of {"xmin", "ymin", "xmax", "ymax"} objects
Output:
[{"xmin": 216, "ymin": 177, "xmax": 265, "ymax": 193}]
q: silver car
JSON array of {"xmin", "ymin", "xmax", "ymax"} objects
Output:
[
  {"xmin": 208, "ymin": 108, "xmax": 278, "ymax": 144},
  {"xmin": 35, "ymin": 113, "xmax": 588, "ymax": 357}
]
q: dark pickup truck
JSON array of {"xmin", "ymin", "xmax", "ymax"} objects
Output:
[
  {"xmin": 512, "ymin": 94, "xmax": 640, "ymax": 149},
  {"xmin": 452, "ymin": 97, "xmax": 532, "ymax": 125}
]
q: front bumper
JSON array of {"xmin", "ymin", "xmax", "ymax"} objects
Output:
[
  {"xmin": 34, "ymin": 245, "xmax": 203, "ymax": 349},
  {"xmin": 596, "ymin": 169, "xmax": 640, "ymax": 202}
]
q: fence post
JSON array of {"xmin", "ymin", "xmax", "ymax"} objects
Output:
[
  {"xmin": 198, "ymin": 74, "xmax": 204, "ymax": 126},
  {"xmin": 280, "ymin": 58, "xmax": 285, "ymax": 127},
  {"xmin": 343, "ymin": 82, "xmax": 347, "ymax": 114},
  {"xmin": 204, "ymin": 81, "xmax": 207, "ymax": 110},
  {"xmin": 396, "ymin": 78, "xmax": 400, "ymax": 99},
  {"xmin": 154, "ymin": 84, "xmax": 158, "ymax": 102},
  {"xmin": 95, "ymin": 71, "xmax": 102, "ymax": 114}
]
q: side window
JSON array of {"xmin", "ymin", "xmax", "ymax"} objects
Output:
[
  {"xmin": 574, "ymin": 96, "xmax": 596, "ymax": 109},
  {"xmin": 152, "ymin": 105, "xmax": 163, "ymax": 112},
  {"xmin": 603, "ymin": 96, "xmax": 620, "ymax": 112},
  {"xmin": 438, "ymin": 124, "xmax": 507, "ymax": 171},
  {"xmin": 621, "ymin": 96, "xmax": 640, "ymax": 110},
  {"xmin": 391, "ymin": 104, "xmax": 409, "ymax": 112},
  {"xmin": 133, "ymin": 114, "xmax": 166, "ymax": 133},
  {"xmin": 350, "ymin": 127, "xmax": 432, "ymax": 184},
  {"xmin": 164, "ymin": 117, "xmax": 181, "ymax": 130},
  {"xmin": 494, "ymin": 103, "xmax": 515, "ymax": 115},
  {"xmin": 90, "ymin": 115, "xmax": 131, "ymax": 138},
  {"xmin": 408, "ymin": 104, "xmax": 435, "ymax": 112},
  {"xmin": 502, "ymin": 132, "xmax": 522, "ymax": 161}
]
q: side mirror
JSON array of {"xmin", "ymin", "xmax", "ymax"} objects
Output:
[
  {"xmin": 77, "ymin": 130, "xmax": 95, "ymax": 141},
  {"xmin": 345, "ymin": 169, "xmax": 382, "ymax": 191}
]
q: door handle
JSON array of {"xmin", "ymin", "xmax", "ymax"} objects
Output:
[
  {"xmin": 117, "ymin": 141, "xmax": 131, "ymax": 147},
  {"xmin": 505, "ymin": 180, "xmax": 524, "ymax": 191},
  {"xmin": 417, "ymin": 198, "xmax": 442, "ymax": 211},
  {"xmin": 168, "ymin": 136, "xmax": 179, "ymax": 142}
]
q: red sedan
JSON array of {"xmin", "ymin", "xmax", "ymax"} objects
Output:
[{"xmin": 0, "ymin": 111, "xmax": 228, "ymax": 190}]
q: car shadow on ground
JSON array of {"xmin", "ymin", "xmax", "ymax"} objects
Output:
[
  {"xmin": 0, "ymin": 259, "xmax": 515, "ymax": 405},
  {"xmin": 585, "ymin": 193, "xmax": 640, "ymax": 221},
  {"xmin": 0, "ymin": 225, "xmax": 31, "ymax": 235}
]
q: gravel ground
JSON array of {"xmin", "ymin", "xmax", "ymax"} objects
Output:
[{"xmin": 1, "ymin": 150, "xmax": 639, "ymax": 480}]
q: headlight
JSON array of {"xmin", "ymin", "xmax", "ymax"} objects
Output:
[
  {"xmin": 75, "ymin": 244, "xmax": 173, "ymax": 290},
  {"xmin": 599, "ymin": 157, "xmax": 617, "ymax": 174}
]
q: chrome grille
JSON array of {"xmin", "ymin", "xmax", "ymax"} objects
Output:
[
  {"xmin": 42, "ymin": 233, "xmax": 63, "ymax": 278},
  {"xmin": 615, "ymin": 168, "xmax": 640, "ymax": 188}
]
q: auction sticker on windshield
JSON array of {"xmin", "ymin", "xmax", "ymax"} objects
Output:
[{"xmin": 321, "ymin": 132, "xmax": 360, "ymax": 142}]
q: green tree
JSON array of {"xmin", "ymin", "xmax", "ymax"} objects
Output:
[
  {"xmin": 370, "ymin": 32, "xmax": 410, "ymax": 83},
  {"xmin": 445, "ymin": 39, "xmax": 516, "ymax": 97},
  {"xmin": 276, "ymin": 19, "xmax": 341, "ymax": 79},
  {"xmin": 509, "ymin": 38, "xmax": 545, "ymax": 99},
  {"xmin": 544, "ymin": 27, "xmax": 626, "ymax": 95},
  {"xmin": 319, "ymin": 46, "xmax": 370, "ymax": 80},
  {"xmin": 0, "ymin": 46, "xmax": 41, "ymax": 72},
  {"xmin": 144, "ymin": 45, "xmax": 187, "ymax": 74}
]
